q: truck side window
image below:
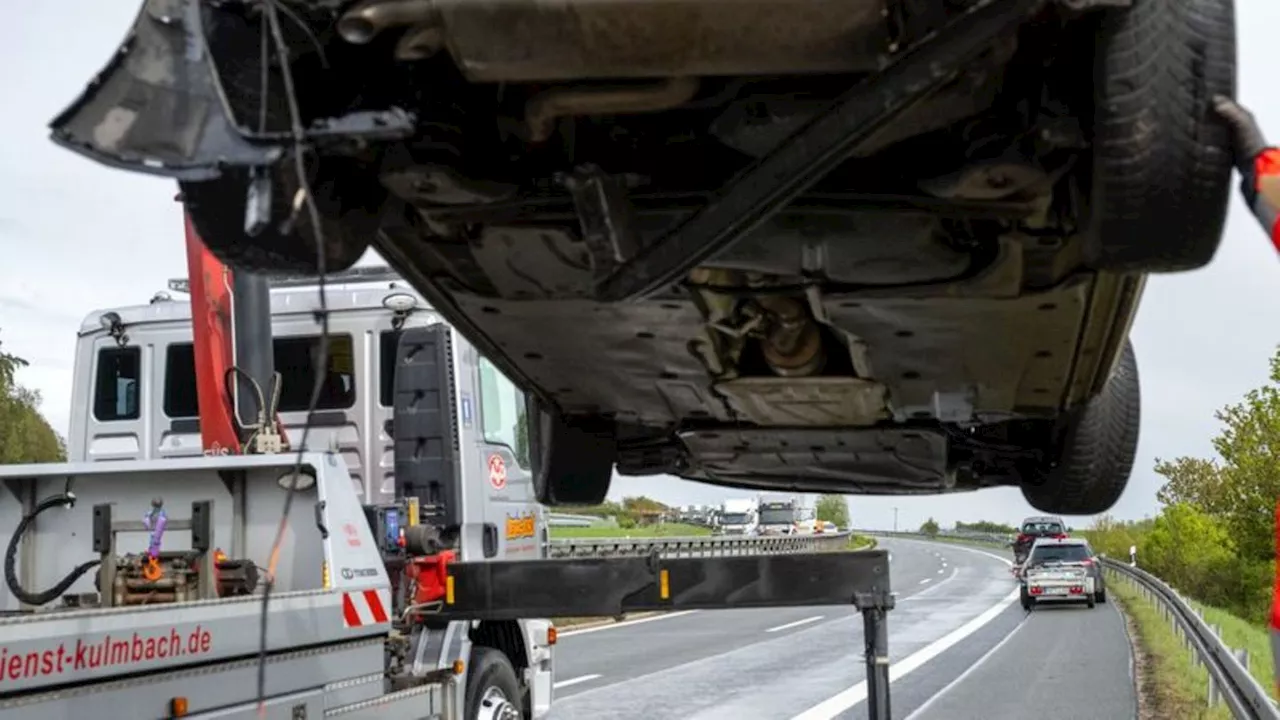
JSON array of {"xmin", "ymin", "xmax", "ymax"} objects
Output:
[
  {"xmin": 378, "ymin": 331, "xmax": 401, "ymax": 407},
  {"xmin": 93, "ymin": 347, "xmax": 141, "ymax": 421},
  {"xmin": 164, "ymin": 343, "xmax": 198, "ymax": 418},
  {"xmin": 478, "ymin": 357, "xmax": 529, "ymax": 468},
  {"xmin": 275, "ymin": 334, "xmax": 357, "ymax": 412}
]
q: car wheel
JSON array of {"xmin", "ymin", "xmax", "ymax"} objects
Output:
[
  {"xmin": 1021, "ymin": 339, "xmax": 1140, "ymax": 515},
  {"xmin": 1082, "ymin": 0, "xmax": 1236, "ymax": 273},
  {"xmin": 464, "ymin": 646, "xmax": 524, "ymax": 719},
  {"xmin": 1020, "ymin": 589, "xmax": 1033, "ymax": 611},
  {"xmin": 1096, "ymin": 589, "xmax": 1107, "ymax": 604},
  {"xmin": 180, "ymin": 160, "xmax": 383, "ymax": 275},
  {"xmin": 1086, "ymin": 594, "xmax": 1096, "ymax": 609},
  {"xmin": 526, "ymin": 402, "xmax": 616, "ymax": 506}
]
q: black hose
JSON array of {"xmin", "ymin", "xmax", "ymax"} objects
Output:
[{"xmin": 4, "ymin": 494, "xmax": 102, "ymax": 606}]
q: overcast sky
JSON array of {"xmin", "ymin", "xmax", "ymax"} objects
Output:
[{"xmin": 4, "ymin": 1, "xmax": 1279, "ymax": 532}]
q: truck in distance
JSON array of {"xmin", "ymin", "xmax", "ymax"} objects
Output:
[{"xmin": 714, "ymin": 498, "xmax": 758, "ymax": 535}]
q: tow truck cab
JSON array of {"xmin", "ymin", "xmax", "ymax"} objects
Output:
[{"xmin": 55, "ymin": 267, "xmax": 554, "ymax": 717}]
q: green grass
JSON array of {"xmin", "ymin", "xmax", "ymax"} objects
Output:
[
  {"xmin": 1108, "ymin": 571, "xmax": 1232, "ymax": 719},
  {"xmin": 1184, "ymin": 598, "xmax": 1276, "ymax": 700},
  {"xmin": 549, "ymin": 522, "xmax": 713, "ymax": 539}
]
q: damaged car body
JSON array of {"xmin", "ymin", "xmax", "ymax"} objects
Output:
[{"xmin": 51, "ymin": 0, "xmax": 1235, "ymax": 514}]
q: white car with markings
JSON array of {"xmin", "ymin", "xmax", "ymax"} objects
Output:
[{"xmin": 1018, "ymin": 537, "xmax": 1096, "ymax": 611}]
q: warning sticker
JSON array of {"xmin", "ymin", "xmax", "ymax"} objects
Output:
[{"xmin": 488, "ymin": 454, "xmax": 507, "ymax": 491}]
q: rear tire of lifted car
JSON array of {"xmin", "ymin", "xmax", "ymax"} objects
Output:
[
  {"xmin": 1020, "ymin": 339, "xmax": 1140, "ymax": 515},
  {"xmin": 527, "ymin": 403, "xmax": 616, "ymax": 506},
  {"xmin": 180, "ymin": 161, "xmax": 383, "ymax": 275},
  {"xmin": 1083, "ymin": 0, "xmax": 1236, "ymax": 273},
  {"xmin": 1096, "ymin": 589, "xmax": 1107, "ymax": 604}
]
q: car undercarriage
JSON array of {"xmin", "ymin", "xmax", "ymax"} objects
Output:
[{"xmin": 50, "ymin": 0, "xmax": 1234, "ymax": 514}]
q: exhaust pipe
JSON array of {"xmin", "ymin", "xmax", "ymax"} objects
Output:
[{"xmin": 338, "ymin": 0, "xmax": 436, "ymax": 45}]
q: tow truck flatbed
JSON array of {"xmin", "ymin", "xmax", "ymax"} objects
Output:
[{"xmin": 0, "ymin": 453, "xmax": 894, "ymax": 719}]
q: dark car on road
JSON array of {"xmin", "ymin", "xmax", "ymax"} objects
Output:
[
  {"xmin": 50, "ymin": 0, "xmax": 1233, "ymax": 516},
  {"xmin": 1013, "ymin": 516, "xmax": 1066, "ymax": 564}
]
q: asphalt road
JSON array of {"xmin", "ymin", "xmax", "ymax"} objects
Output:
[{"xmin": 546, "ymin": 538, "xmax": 1137, "ymax": 720}]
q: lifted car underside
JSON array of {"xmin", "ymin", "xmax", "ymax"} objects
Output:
[{"xmin": 49, "ymin": 0, "xmax": 1232, "ymax": 512}]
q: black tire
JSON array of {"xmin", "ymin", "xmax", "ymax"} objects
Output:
[
  {"xmin": 526, "ymin": 402, "xmax": 616, "ymax": 506},
  {"xmin": 464, "ymin": 646, "xmax": 524, "ymax": 720},
  {"xmin": 1083, "ymin": 0, "xmax": 1236, "ymax": 273},
  {"xmin": 1086, "ymin": 594, "xmax": 1096, "ymax": 609},
  {"xmin": 1021, "ymin": 339, "xmax": 1140, "ymax": 515},
  {"xmin": 1096, "ymin": 589, "xmax": 1107, "ymax": 604},
  {"xmin": 180, "ymin": 159, "xmax": 383, "ymax": 275},
  {"xmin": 1020, "ymin": 589, "xmax": 1033, "ymax": 611}
]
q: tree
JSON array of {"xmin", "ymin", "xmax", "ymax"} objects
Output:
[
  {"xmin": 919, "ymin": 518, "xmax": 939, "ymax": 537},
  {"xmin": 1153, "ymin": 346, "xmax": 1280, "ymax": 564},
  {"xmin": 0, "ymin": 331, "xmax": 65, "ymax": 464},
  {"xmin": 815, "ymin": 495, "xmax": 850, "ymax": 528}
]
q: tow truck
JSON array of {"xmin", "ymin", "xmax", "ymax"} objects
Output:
[{"xmin": 0, "ymin": 217, "xmax": 898, "ymax": 719}]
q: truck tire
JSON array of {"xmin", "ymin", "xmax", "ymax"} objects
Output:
[
  {"xmin": 465, "ymin": 646, "xmax": 523, "ymax": 720},
  {"xmin": 527, "ymin": 404, "xmax": 615, "ymax": 506},
  {"xmin": 1096, "ymin": 588, "xmax": 1107, "ymax": 604},
  {"xmin": 1082, "ymin": 0, "xmax": 1235, "ymax": 273},
  {"xmin": 1021, "ymin": 339, "xmax": 1140, "ymax": 515},
  {"xmin": 1020, "ymin": 588, "xmax": 1033, "ymax": 611},
  {"xmin": 180, "ymin": 160, "xmax": 381, "ymax": 275},
  {"xmin": 1086, "ymin": 594, "xmax": 1096, "ymax": 609}
]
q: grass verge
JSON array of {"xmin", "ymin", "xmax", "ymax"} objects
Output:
[
  {"xmin": 1108, "ymin": 571, "xmax": 1233, "ymax": 719},
  {"xmin": 549, "ymin": 523, "xmax": 712, "ymax": 539},
  {"xmin": 1183, "ymin": 598, "xmax": 1276, "ymax": 699}
]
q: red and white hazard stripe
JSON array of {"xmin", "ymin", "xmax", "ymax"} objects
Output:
[{"xmin": 342, "ymin": 589, "xmax": 392, "ymax": 628}]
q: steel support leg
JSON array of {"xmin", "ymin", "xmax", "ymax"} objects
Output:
[
  {"xmin": 856, "ymin": 590, "xmax": 895, "ymax": 720},
  {"xmin": 231, "ymin": 271, "xmax": 276, "ymax": 436}
]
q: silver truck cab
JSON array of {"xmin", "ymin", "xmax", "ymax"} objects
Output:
[{"xmin": 66, "ymin": 267, "xmax": 549, "ymax": 560}]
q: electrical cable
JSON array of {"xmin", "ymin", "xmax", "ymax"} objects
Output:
[
  {"xmin": 255, "ymin": 0, "xmax": 332, "ymax": 711},
  {"xmin": 4, "ymin": 493, "xmax": 102, "ymax": 607}
]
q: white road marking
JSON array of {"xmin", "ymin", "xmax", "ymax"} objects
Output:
[
  {"xmin": 554, "ymin": 674, "xmax": 602, "ymax": 689},
  {"xmin": 905, "ymin": 567, "xmax": 958, "ymax": 601},
  {"xmin": 937, "ymin": 568, "xmax": 945, "ymax": 574},
  {"xmin": 919, "ymin": 578, "xmax": 932, "ymax": 585},
  {"xmin": 557, "ymin": 610, "xmax": 699, "ymax": 638},
  {"xmin": 902, "ymin": 616, "xmax": 1029, "ymax": 720},
  {"xmin": 789, "ymin": 539, "xmax": 1017, "ymax": 720},
  {"xmin": 766, "ymin": 615, "xmax": 825, "ymax": 633}
]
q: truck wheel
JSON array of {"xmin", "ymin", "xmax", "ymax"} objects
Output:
[
  {"xmin": 1086, "ymin": 594, "xmax": 1096, "ymax": 609},
  {"xmin": 465, "ymin": 646, "xmax": 523, "ymax": 720},
  {"xmin": 1020, "ymin": 589, "xmax": 1032, "ymax": 611},
  {"xmin": 527, "ymin": 402, "xmax": 615, "ymax": 506},
  {"xmin": 1021, "ymin": 339, "xmax": 1140, "ymax": 515},
  {"xmin": 1082, "ymin": 0, "xmax": 1235, "ymax": 273},
  {"xmin": 180, "ymin": 160, "xmax": 381, "ymax": 275},
  {"xmin": 1096, "ymin": 589, "xmax": 1107, "ymax": 604}
]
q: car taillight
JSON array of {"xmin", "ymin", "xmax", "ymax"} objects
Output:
[
  {"xmin": 1053, "ymin": 533, "xmax": 1067, "ymax": 539},
  {"xmin": 1069, "ymin": 585, "xmax": 1083, "ymax": 594},
  {"xmin": 1016, "ymin": 534, "xmax": 1030, "ymax": 544}
]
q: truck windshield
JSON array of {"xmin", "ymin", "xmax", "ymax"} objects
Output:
[
  {"xmin": 759, "ymin": 508, "xmax": 794, "ymax": 525},
  {"xmin": 721, "ymin": 513, "xmax": 750, "ymax": 525},
  {"xmin": 1029, "ymin": 544, "xmax": 1091, "ymax": 564}
]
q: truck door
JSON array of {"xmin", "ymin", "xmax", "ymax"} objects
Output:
[
  {"xmin": 471, "ymin": 350, "xmax": 544, "ymax": 561},
  {"xmin": 80, "ymin": 335, "xmax": 148, "ymax": 461}
]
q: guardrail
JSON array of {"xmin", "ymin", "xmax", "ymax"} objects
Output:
[
  {"xmin": 550, "ymin": 531, "xmax": 854, "ymax": 558},
  {"xmin": 546, "ymin": 513, "xmax": 600, "ymax": 528},
  {"xmin": 859, "ymin": 529, "xmax": 1280, "ymax": 719},
  {"xmin": 1102, "ymin": 560, "xmax": 1279, "ymax": 719}
]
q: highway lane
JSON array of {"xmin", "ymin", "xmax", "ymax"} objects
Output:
[
  {"xmin": 900, "ymin": 576, "xmax": 1137, "ymax": 720},
  {"xmin": 547, "ymin": 538, "xmax": 1020, "ymax": 720}
]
